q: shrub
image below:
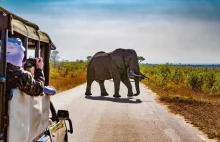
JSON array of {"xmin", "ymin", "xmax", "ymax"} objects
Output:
[
  {"xmin": 205, "ymin": 71, "xmax": 216, "ymax": 88},
  {"xmin": 160, "ymin": 64, "xmax": 171, "ymax": 86},
  {"xmin": 171, "ymin": 68, "xmax": 184, "ymax": 85},
  {"xmin": 140, "ymin": 64, "xmax": 220, "ymax": 96},
  {"xmin": 187, "ymin": 72, "xmax": 205, "ymax": 91}
]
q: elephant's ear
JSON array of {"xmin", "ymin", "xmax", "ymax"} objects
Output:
[
  {"xmin": 111, "ymin": 49, "xmax": 126, "ymax": 70},
  {"xmin": 123, "ymin": 51, "xmax": 130, "ymax": 67}
]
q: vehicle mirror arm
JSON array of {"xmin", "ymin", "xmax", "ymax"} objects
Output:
[
  {"xmin": 67, "ymin": 118, "xmax": 73, "ymax": 134},
  {"xmin": 43, "ymin": 128, "xmax": 53, "ymax": 142}
]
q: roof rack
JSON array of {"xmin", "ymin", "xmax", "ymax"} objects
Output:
[{"xmin": 0, "ymin": 7, "xmax": 56, "ymax": 50}]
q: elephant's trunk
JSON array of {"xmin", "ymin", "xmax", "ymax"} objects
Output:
[
  {"xmin": 128, "ymin": 56, "xmax": 141, "ymax": 96},
  {"xmin": 128, "ymin": 69, "xmax": 141, "ymax": 96},
  {"xmin": 134, "ymin": 76, "xmax": 140, "ymax": 96}
]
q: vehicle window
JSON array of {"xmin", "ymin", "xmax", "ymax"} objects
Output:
[
  {"xmin": 25, "ymin": 49, "xmax": 35, "ymax": 75},
  {"xmin": 27, "ymin": 49, "xmax": 35, "ymax": 58}
]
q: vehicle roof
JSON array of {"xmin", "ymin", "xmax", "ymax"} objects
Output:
[{"xmin": 0, "ymin": 7, "xmax": 56, "ymax": 50}]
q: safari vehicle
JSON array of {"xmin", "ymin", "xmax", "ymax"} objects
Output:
[{"xmin": 0, "ymin": 7, "xmax": 73, "ymax": 142}]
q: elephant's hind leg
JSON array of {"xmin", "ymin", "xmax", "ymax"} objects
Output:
[
  {"xmin": 85, "ymin": 78, "xmax": 94, "ymax": 96},
  {"xmin": 98, "ymin": 80, "xmax": 109, "ymax": 96}
]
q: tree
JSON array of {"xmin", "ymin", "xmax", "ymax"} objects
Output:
[
  {"xmin": 86, "ymin": 56, "xmax": 92, "ymax": 62},
  {"xmin": 138, "ymin": 56, "xmax": 145, "ymax": 63},
  {"xmin": 50, "ymin": 50, "xmax": 60, "ymax": 67},
  {"xmin": 59, "ymin": 60, "xmax": 72, "ymax": 77}
]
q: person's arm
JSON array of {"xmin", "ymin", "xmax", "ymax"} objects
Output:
[
  {"xmin": 19, "ymin": 68, "xmax": 45, "ymax": 96},
  {"xmin": 19, "ymin": 57, "xmax": 45, "ymax": 96}
]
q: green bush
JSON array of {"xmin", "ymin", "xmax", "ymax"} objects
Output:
[
  {"xmin": 50, "ymin": 68, "xmax": 59, "ymax": 79},
  {"xmin": 160, "ymin": 64, "xmax": 171, "ymax": 86},
  {"xmin": 171, "ymin": 68, "xmax": 184, "ymax": 85},
  {"xmin": 140, "ymin": 64, "xmax": 220, "ymax": 95},
  {"xmin": 50, "ymin": 59, "xmax": 87, "ymax": 79},
  {"xmin": 187, "ymin": 72, "xmax": 205, "ymax": 91},
  {"xmin": 205, "ymin": 71, "xmax": 216, "ymax": 88}
]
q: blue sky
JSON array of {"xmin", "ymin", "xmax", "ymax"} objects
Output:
[{"xmin": 1, "ymin": 0, "xmax": 220, "ymax": 63}]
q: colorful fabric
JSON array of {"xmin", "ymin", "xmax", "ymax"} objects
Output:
[
  {"xmin": 6, "ymin": 38, "xmax": 25, "ymax": 67},
  {"xmin": 43, "ymin": 86, "xmax": 56, "ymax": 95}
]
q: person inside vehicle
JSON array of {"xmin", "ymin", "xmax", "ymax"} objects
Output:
[
  {"xmin": 6, "ymin": 37, "xmax": 56, "ymax": 96},
  {"xmin": 6, "ymin": 37, "xmax": 45, "ymax": 96}
]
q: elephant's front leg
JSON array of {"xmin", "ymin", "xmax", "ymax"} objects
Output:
[
  {"xmin": 121, "ymin": 75, "xmax": 133, "ymax": 97},
  {"xmin": 98, "ymin": 80, "xmax": 109, "ymax": 96},
  {"xmin": 113, "ymin": 75, "xmax": 121, "ymax": 98}
]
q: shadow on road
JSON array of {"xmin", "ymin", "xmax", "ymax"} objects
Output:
[{"xmin": 85, "ymin": 96, "xmax": 142, "ymax": 104}]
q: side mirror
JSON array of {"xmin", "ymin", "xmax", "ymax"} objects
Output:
[
  {"xmin": 57, "ymin": 110, "xmax": 69, "ymax": 120},
  {"xmin": 57, "ymin": 110, "xmax": 73, "ymax": 134}
]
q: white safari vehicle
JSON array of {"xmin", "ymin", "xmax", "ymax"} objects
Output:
[{"xmin": 0, "ymin": 7, "xmax": 73, "ymax": 142}]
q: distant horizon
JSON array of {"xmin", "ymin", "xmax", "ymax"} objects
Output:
[{"xmin": 58, "ymin": 58, "xmax": 220, "ymax": 65}]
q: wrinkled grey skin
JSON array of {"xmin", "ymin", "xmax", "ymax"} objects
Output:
[{"xmin": 85, "ymin": 48, "xmax": 143, "ymax": 98}]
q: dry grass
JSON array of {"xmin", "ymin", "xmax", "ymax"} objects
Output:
[
  {"xmin": 50, "ymin": 71, "xmax": 87, "ymax": 92},
  {"xmin": 142, "ymin": 80, "xmax": 220, "ymax": 141}
]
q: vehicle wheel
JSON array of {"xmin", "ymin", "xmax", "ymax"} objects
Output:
[{"xmin": 64, "ymin": 133, "xmax": 68, "ymax": 142}]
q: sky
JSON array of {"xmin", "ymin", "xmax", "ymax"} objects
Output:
[{"xmin": 1, "ymin": 0, "xmax": 220, "ymax": 64}]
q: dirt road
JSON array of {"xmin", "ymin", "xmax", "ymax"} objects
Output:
[{"xmin": 51, "ymin": 81, "xmax": 214, "ymax": 142}]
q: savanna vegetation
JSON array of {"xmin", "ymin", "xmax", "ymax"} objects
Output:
[
  {"xmin": 140, "ymin": 64, "xmax": 220, "ymax": 141},
  {"xmin": 49, "ymin": 50, "xmax": 88, "ymax": 92}
]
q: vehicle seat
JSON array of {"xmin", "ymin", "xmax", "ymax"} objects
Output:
[{"xmin": 7, "ymin": 89, "xmax": 50, "ymax": 142}]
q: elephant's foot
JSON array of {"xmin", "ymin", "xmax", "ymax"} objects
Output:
[
  {"xmin": 101, "ymin": 93, "xmax": 109, "ymax": 96},
  {"xmin": 134, "ymin": 92, "xmax": 140, "ymax": 96},
  {"xmin": 127, "ymin": 93, "xmax": 134, "ymax": 97},
  {"xmin": 85, "ymin": 92, "xmax": 92, "ymax": 96},
  {"xmin": 113, "ymin": 94, "xmax": 121, "ymax": 98}
]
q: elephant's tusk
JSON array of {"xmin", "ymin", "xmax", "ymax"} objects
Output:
[{"xmin": 129, "ymin": 70, "xmax": 142, "ymax": 78}]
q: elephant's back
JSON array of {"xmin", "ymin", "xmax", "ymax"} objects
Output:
[
  {"xmin": 91, "ymin": 54, "xmax": 112, "ymax": 80},
  {"xmin": 93, "ymin": 51, "xmax": 107, "ymax": 58}
]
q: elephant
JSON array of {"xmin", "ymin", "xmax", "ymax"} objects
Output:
[{"xmin": 85, "ymin": 48, "xmax": 145, "ymax": 98}]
